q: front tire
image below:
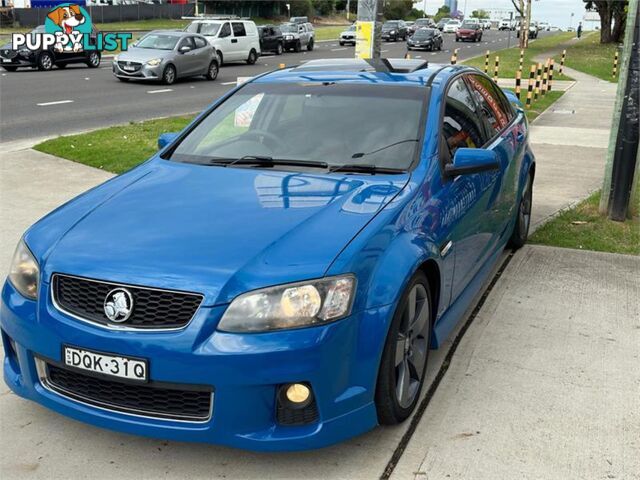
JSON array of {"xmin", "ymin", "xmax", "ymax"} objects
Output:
[
  {"xmin": 294, "ymin": 41, "xmax": 301, "ymax": 52},
  {"xmin": 276, "ymin": 42, "xmax": 283, "ymax": 55},
  {"xmin": 38, "ymin": 52, "xmax": 53, "ymax": 71},
  {"xmin": 508, "ymin": 172, "xmax": 533, "ymax": 249},
  {"xmin": 162, "ymin": 64, "xmax": 176, "ymax": 85},
  {"xmin": 375, "ymin": 271, "xmax": 432, "ymax": 425},
  {"xmin": 307, "ymin": 38, "xmax": 314, "ymax": 51}
]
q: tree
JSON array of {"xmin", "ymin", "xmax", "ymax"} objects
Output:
[
  {"xmin": 511, "ymin": 0, "xmax": 532, "ymax": 48},
  {"xmin": 434, "ymin": 5, "xmax": 451, "ymax": 22},
  {"xmin": 383, "ymin": 0, "xmax": 413, "ymax": 20},
  {"xmin": 471, "ymin": 9, "xmax": 489, "ymax": 19},
  {"xmin": 312, "ymin": 0, "xmax": 335, "ymax": 16},
  {"xmin": 585, "ymin": 1, "xmax": 629, "ymax": 43},
  {"xmin": 290, "ymin": 0, "xmax": 314, "ymax": 17}
]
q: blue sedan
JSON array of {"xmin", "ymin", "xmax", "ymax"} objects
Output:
[{"xmin": 2, "ymin": 58, "xmax": 534, "ymax": 451}]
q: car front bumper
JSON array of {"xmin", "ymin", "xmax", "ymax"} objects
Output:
[
  {"xmin": 1, "ymin": 279, "xmax": 391, "ymax": 451},
  {"xmin": 340, "ymin": 36, "xmax": 356, "ymax": 44},
  {"xmin": 407, "ymin": 42, "xmax": 433, "ymax": 49},
  {"xmin": 1, "ymin": 54, "xmax": 36, "ymax": 68},
  {"xmin": 112, "ymin": 60, "xmax": 163, "ymax": 81}
]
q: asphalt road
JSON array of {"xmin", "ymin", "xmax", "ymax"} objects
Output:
[{"xmin": 0, "ymin": 29, "xmax": 533, "ymax": 143}]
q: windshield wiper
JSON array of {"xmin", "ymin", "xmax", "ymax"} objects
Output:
[
  {"xmin": 208, "ymin": 155, "xmax": 329, "ymax": 169},
  {"xmin": 351, "ymin": 138, "xmax": 419, "ymax": 159},
  {"xmin": 328, "ymin": 164, "xmax": 405, "ymax": 175}
]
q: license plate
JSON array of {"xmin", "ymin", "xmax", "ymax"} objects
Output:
[
  {"xmin": 63, "ymin": 345, "xmax": 148, "ymax": 382},
  {"xmin": 122, "ymin": 65, "xmax": 135, "ymax": 71},
  {"xmin": 2, "ymin": 58, "xmax": 11, "ymax": 63}
]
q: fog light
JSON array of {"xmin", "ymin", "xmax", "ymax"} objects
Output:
[{"xmin": 286, "ymin": 383, "xmax": 310, "ymax": 404}]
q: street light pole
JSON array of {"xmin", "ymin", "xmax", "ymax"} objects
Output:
[{"xmin": 356, "ymin": 0, "xmax": 383, "ymax": 60}]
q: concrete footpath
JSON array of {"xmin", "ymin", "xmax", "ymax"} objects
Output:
[{"xmin": 1, "ymin": 67, "xmax": 638, "ymax": 479}]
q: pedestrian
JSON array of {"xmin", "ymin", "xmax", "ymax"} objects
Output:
[{"xmin": 577, "ymin": 22, "xmax": 582, "ymax": 39}]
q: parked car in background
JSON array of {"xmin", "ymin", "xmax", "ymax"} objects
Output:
[
  {"xmin": 456, "ymin": 20, "xmax": 483, "ymax": 42},
  {"xmin": 407, "ymin": 27, "xmax": 442, "ymax": 50},
  {"xmin": 185, "ymin": 18, "xmax": 260, "ymax": 65},
  {"xmin": 409, "ymin": 18, "xmax": 436, "ymax": 35},
  {"xmin": 517, "ymin": 22, "xmax": 539, "ymax": 39},
  {"xmin": 381, "ymin": 20, "xmax": 408, "ymax": 41},
  {"xmin": 339, "ymin": 24, "xmax": 356, "ymax": 45},
  {"xmin": 482, "ymin": 19, "xmax": 492, "ymax": 29},
  {"xmin": 499, "ymin": 18, "xmax": 516, "ymax": 30},
  {"xmin": 289, "ymin": 16, "xmax": 308, "ymax": 24},
  {"xmin": 436, "ymin": 18, "xmax": 451, "ymax": 30},
  {"xmin": 0, "ymin": 25, "xmax": 101, "ymax": 71},
  {"xmin": 442, "ymin": 19, "xmax": 461, "ymax": 33},
  {"xmin": 538, "ymin": 22, "xmax": 550, "ymax": 31},
  {"xmin": 280, "ymin": 22, "xmax": 315, "ymax": 51},
  {"xmin": 113, "ymin": 30, "xmax": 219, "ymax": 84},
  {"xmin": 258, "ymin": 25, "xmax": 284, "ymax": 55},
  {"xmin": 2, "ymin": 57, "xmax": 536, "ymax": 452}
]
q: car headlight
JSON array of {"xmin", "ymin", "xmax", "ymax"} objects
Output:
[
  {"xmin": 146, "ymin": 58, "xmax": 162, "ymax": 66},
  {"xmin": 218, "ymin": 275, "xmax": 356, "ymax": 332},
  {"xmin": 8, "ymin": 239, "xmax": 39, "ymax": 300},
  {"xmin": 390, "ymin": 30, "xmax": 396, "ymax": 34}
]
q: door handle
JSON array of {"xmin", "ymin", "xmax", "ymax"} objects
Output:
[{"xmin": 231, "ymin": 39, "xmax": 238, "ymax": 43}]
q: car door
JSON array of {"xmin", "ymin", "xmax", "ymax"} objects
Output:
[
  {"xmin": 298, "ymin": 24, "xmax": 309, "ymax": 46},
  {"xmin": 217, "ymin": 22, "xmax": 234, "ymax": 60},
  {"xmin": 263, "ymin": 27, "xmax": 275, "ymax": 51},
  {"xmin": 175, "ymin": 36, "xmax": 198, "ymax": 76},
  {"xmin": 439, "ymin": 76, "xmax": 499, "ymax": 301},
  {"xmin": 192, "ymin": 36, "xmax": 211, "ymax": 74},
  {"xmin": 465, "ymin": 74, "xmax": 520, "ymax": 242},
  {"xmin": 231, "ymin": 22, "xmax": 248, "ymax": 60}
]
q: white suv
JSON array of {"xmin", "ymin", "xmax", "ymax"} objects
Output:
[{"xmin": 185, "ymin": 19, "xmax": 261, "ymax": 65}]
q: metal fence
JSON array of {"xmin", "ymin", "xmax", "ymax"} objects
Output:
[{"xmin": 13, "ymin": 4, "xmax": 196, "ymax": 27}]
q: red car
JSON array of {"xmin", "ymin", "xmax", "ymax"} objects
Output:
[{"xmin": 456, "ymin": 21, "xmax": 483, "ymax": 42}]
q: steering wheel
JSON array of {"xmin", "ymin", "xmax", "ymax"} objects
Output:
[{"xmin": 242, "ymin": 129, "xmax": 281, "ymax": 150}]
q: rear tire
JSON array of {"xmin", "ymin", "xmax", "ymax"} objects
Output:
[
  {"xmin": 508, "ymin": 172, "xmax": 533, "ymax": 250},
  {"xmin": 246, "ymin": 49, "xmax": 257, "ymax": 65},
  {"xmin": 37, "ymin": 52, "xmax": 53, "ymax": 71},
  {"xmin": 86, "ymin": 51, "xmax": 101, "ymax": 68},
  {"xmin": 375, "ymin": 271, "xmax": 432, "ymax": 425},
  {"xmin": 206, "ymin": 60, "xmax": 218, "ymax": 80}
]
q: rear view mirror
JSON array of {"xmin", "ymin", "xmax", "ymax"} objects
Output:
[
  {"xmin": 158, "ymin": 132, "xmax": 179, "ymax": 150},
  {"xmin": 445, "ymin": 148, "xmax": 499, "ymax": 176},
  {"xmin": 179, "ymin": 45, "xmax": 192, "ymax": 53}
]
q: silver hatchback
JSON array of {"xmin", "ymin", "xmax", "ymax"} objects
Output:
[{"xmin": 113, "ymin": 30, "xmax": 219, "ymax": 84}]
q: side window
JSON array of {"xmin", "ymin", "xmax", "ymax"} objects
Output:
[
  {"xmin": 232, "ymin": 22, "xmax": 247, "ymax": 37},
  {"xmin": 194, "ymin": 36, "xmax": 207, "ymax": 49},
  {"xmin": 219, "ymin": 22, "xmax": 231, "ymax": 38},
  {"xmin": 441, "ymin": 77, "xmax": 487, "ymax": 164},
  {"xmin": 466, "ymin": 75, "xmax": 510, "ymax": 139}
]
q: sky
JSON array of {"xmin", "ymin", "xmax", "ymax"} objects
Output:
[{"xmin": 415, "ymin": 0, "xmax": 595, "ymax": 28}]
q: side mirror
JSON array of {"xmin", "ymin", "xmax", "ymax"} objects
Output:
[
  {"xmin": 179, "ymin": 45, "xmax": 192, "ymax": 53},
  {"xmin": 158, "ymin": 132, "xmax": 179, "ymax": 150},
  {"xmin": 445, "ymin": 148, "xmax": 499, "ymax": 176}
]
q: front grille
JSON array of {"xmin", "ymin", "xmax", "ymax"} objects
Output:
[
  {"xmin": 42, "ymin": 361, "xmax": 212, "ymax": 422},
  {"xmin": 52, "ymin": 274, "xmax": 203, "ymax": 329},
  {"xmin": 117, "ymin": 61, "xmax": 142, "ymax": 72},
  {"xmin": 276, "ymin": 397, "xmax": 319, "ymax": 426}
]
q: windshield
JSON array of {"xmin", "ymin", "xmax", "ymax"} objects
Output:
[
  {"xmin": 461, "ymin": 22, "xmax": 477, "ymax": 28},
  {"xmin": 382, "ymin": 22, "xmax": 398, "ymax": 29},
  {"xmin": 413, "ymin": 29, "xmax": 435, "ymax": 38},
  {"xmin": 415, "ymin": 19, "xmax": 430, "ymax": 26},
  {"xmin": 136, "ymin": 34, "xmax": 179, "ymax": 50},
  {"xmin": 346, "ymin": 25, "xmax": 356, "ymax": 31},
  {"xmin": 169, "ymin": 83, "xmax": 425, "ymax": 171},
  {"xmin": 280, "ymin": 24, "xmax": 297, "ymax": 33}
]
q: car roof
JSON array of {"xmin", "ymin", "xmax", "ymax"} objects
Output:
[
  {"xmin": 253, "ymin": 58, "xmax": 466, "ymax": 88},
  {"xmin": 147, "ymin": 29, "xmax": 191, "ymax": 37}
]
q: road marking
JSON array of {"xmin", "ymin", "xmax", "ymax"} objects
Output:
[
  {"xmin": 381, "ymin": 49, "xmax": 389, "ymax": 53},
  {"xmin": 331, "ymin": 47, "xmax": 348, "ymax": 51},
  {"xmin": 415, "ymin": 55, "xmax": 422, "ymax": 58},
  {"xmin": 431, "ymin": 52, "xmax": 437, "ymax": 55},
  {"xmin": 146, "ymin": 88, "xmax": 173, "ymax": 94},
  {"xmin": 221, "ymin": 81, "xmax": 237, "ymax": 85},
  {"xmin": 37, "ymin": 100, "xmax": 74, "ymax": 106}
]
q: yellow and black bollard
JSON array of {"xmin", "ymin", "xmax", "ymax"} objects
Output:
[
  {"xmin": 518, "ymin": 49, "xmax": 524, "ymax": 73},
  {"xmin": 541, "ymin": 59, "xmax": 550, "ymax": 96},
  {"xmin": 484, "ymin": 50, "xmax": 490, "ymax": 73},
  {"xmin": 612, "ymin": 50, "xmax": 619, "ymax": 77},
  {"xmin": 526, "ymin": 64, "xmax": 535, "ymax": 109},
  {"xmin": 493, "ymin": 56, "xmax": 500, "ymax": 82},
  {"xmin": 548, "ymin": 59, "xmax": 555, "ymax": 92},
  {"xmin": 534, "ymin": 62, "xmax": 542, "ymax": 101},
  {"xmin": 405, "ymin": 52, "xmax": 411, "ymax": 59},
  {"xmin": 559, "ymin": 49, "xmax": 566, "ymax": 75},
  {"xmin": 515, "ymin": 69, "xmax": 522, "ymax": 100},
  {"xmin": 450, "ymin": 48, "xmax": 459, "ymax": 65}
]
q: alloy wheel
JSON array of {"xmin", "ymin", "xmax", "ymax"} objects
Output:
[
  {"xmin": 40, "ymin": 54, "xmax": 53, "ymax": 70},
  {"xmin": 394, "ymin": 283, "xmax": 430, "ymax": 409},
  {"xmin": 89, "ymin": 52, "xmax": 100, "ymax": 67},
  {"xmin": 518, "ymin": 177, "xmax": 532, "ymax": 236}
]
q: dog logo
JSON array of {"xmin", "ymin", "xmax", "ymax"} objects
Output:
[
  {"xmin": 104, "ymin": 288, "xmax": 134, "ymax": 323},
  {"xmin": 11, "ymin": 4, "xmax": 131, "ymax": 54}
]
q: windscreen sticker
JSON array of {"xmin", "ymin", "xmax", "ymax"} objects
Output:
[{"xmin": 234, "ymin": 93, "xmax": 264, "ymax": 127}]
